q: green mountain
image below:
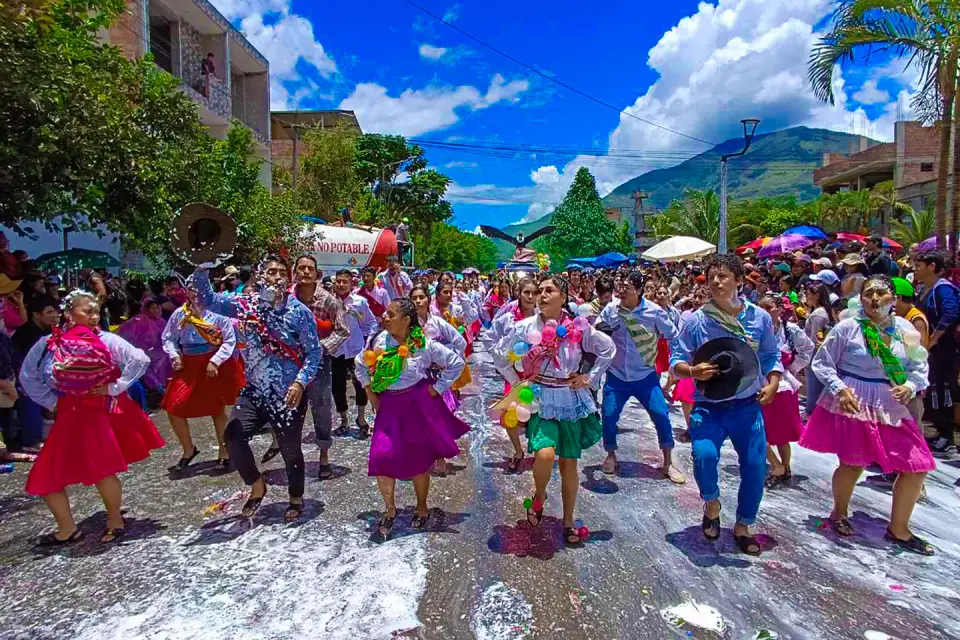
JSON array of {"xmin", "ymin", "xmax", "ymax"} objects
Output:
[{"xmin": 490, "ymin": 126, "xmax": 877, "ymax": 261}]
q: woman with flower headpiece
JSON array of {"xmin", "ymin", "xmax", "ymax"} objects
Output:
[
  {"xmin": 20, "ymin": 290, "xmax": 164, "ymax": 546},
  {"xmin": 356, "ymin": 297, "xmax": 467, "ymax": 540},
  {"xmin": 161, "ymin": 279, "xmax": 245, "ymax": 471},
  {"xmin": 493, "ymin": 275, "xmax": 615, "ymax": 547},
  {"xmin": 799, "ymin": 274, "xmax": 935, "ymax": 555}
]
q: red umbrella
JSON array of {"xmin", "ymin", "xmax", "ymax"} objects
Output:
[
  {"xmin": 735, "ymin": 237, "xmax": 771, "ymax": 255},
  {"xmin": 836, "ymin": 232, "xmax": 902, "ymax": 250}
]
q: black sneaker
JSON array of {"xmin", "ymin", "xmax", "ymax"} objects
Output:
[{"xmin": 866, "ymin": 472, "xmax": 898, "ymax": 488}]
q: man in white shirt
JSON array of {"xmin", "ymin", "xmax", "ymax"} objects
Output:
[{"xmin": 332, "ymin": 270, "xmax": 379, "ymax": 438}]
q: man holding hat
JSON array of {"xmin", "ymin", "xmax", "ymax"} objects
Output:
[{"xmin": 670, "ymin": 254, "xmax": 782, "ymax": 556}]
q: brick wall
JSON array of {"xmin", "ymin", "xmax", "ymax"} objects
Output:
[
  {"xmin": 272, "ymin": 140, "xmax": 295, "ymax": 172},
  {"xmin": 109, "ymin": 0, "xmax": 145, "ymax": 59},
  {"xmin": 897, "ymin": 121, "xmax": 942, "ymax": 189}
]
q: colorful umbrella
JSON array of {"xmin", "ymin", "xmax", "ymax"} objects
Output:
[
  {"xmin": 836, "ymin": 232, "xmax": 902, "ymax": 250},
  {"xmin": 914, "ymin": 234, "xmax": 959, "ymax": 251},
  {"xmin": 783, "ymin": 225, "xmax": 826, "ymax": 239},
  {"xmin": 735, "ymin": 237, "xmax": 771, "ymax": 255},
  {"xmin": 33, "ymin": 248, "xmax": 120, "ymax": 271},
  {"xmin": 757, "ymin": 234, "xmax": 814, "ymax": 259}
]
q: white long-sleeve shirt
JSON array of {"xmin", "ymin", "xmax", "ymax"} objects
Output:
[
  {"xmin": 335, "ymin": 293, "xmax": 380, "ymax": 359},
  {"xmin": 161, "ymin": 307, "xmax": 236, "ymax": 366},
  {"xmin": 774, "ymin": 321, "xmax": 815, "ymax": 393},
  {"xmin": 355, "ymin": 333, "xmax": 465, "ymax": 394},
  {"xmin": 20, "ymin": 332, "xmax": 149, "ymax": 411},
  {"xmin": 812, "ymin": 316, "xmax": 929, "ymax": 398},
  {"xmin": 420, "ymin": 314, "xmax": 467, "ymax": 358}
]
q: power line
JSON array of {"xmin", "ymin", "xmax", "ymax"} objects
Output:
[{"xmin": 401, "ymin": 0, "xmax": 718, "ymax": 148}]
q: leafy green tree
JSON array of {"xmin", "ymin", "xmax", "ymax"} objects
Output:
[
  {"xmin": 536, "ymin": 167, "xmax": 627, "ymax": 268},
  {"xmin": 297, "ymin": 123, "xmax": 361, "ymax": 221},
  {"xmin": 417, "ymin": 222, "xmax": 499, "ymax": 272},
  {"xmin": 651, "ymin": 188, "xmax": 723, "ymax": 244},
  {"xmin": 890, "ymin": 203, "xmax": 937, "ymax": 248},
  {"xmin": 759, "ymin": 209, "xmax": 808, "ymax": 236}
]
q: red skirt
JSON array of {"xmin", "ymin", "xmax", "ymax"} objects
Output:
[
  {"xmin": 26, "ymin": 393, "xmax": 165, "ymax": 496},
  {"xmin": 655, "ymin": 338, "xmax": 670, "ymax": 375},
  {"xmin": 162, "ymin": 352, "xmax": 246, "ymax": 418}
]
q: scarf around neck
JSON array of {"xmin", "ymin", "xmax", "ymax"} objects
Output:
[
  {"xmin": 179, "ymin": 304, "xmax": 223, "ymax": 347},
  {"xmin": 368, "ymin": 327, "xmax": 426, "ymax": 393},
  {"xmin": 856, "ymin": 317, "xmax": 906, "ymax": 386},
  {"xmin": 701, "ymin": 298, "xmax": 757, "ymax": 350}
]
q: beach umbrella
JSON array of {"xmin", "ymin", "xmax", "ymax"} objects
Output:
[
  {"xmin": 735, "ymin": 237, "xmax": 771, "ymax": 255},
  {"xmin": 641, "ymin": 236, "xmax": 716, "ymax": 262},
  {"xmin": 757, "ymin": 234, "xmax": 814, "ymax": 259},
  {"xmin": 33, "ymin": 248, "xmax": 120, "ymax": 271},
  {"xmin": 783, "ymin": 225, "xmax": 826, "ymax": 239},
  {"xmin": 914, "ymin": 234, "xmax": 959, "ymax": 251}
]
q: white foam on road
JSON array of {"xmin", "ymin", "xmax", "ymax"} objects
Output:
[
  {"xmin": 659, "ymin": 594, "xmax": 730, "ymax": 636},
  {"xmin": 69, "ymin": 521, "xmax": 426, "ymax": 640},
  {"xmin": 470, "ymin": 581, "xmax": 534, "ymax": 640}
]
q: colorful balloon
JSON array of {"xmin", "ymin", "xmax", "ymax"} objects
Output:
[
  {"xmin": 577, "ymin": 526, "xmax": 589, "ymax": 539},
  {"xmin": 573, "ymin": 316, "xmax": 589, "ymax": 330},
  {"xmin": 518, "ymin": 387, "xmax": 535, "ymax": 404},
  {"xmin": 523, "ymin": 497, "xmax": 532, "ymax": 509},
  {"xmin": 363, "ymin": 350, "xmax": 377, "ymax": 366},
  {"xmin": 515, "ymin": 405, "xmax": 531, "ymax": 422},
  {"xmin": 503, "ymin": 410, "xmax": 519, "ymax": 428},
  {"xmin": 568, "ymin": 328, "xmax": 583, "ymax": 343},
  {"xmin": 556, "ymin": 325, "xmax": 568, "ymax": 338},
  {"xmin": 527, "ymin": 330, "xmax": 543, "ymax": 345},
  {"xmin": 397, "ymin": 345, "xmax": 409, "ymax": 357},
  {"xmin": 542, "ymin": 326, "xmax": 557, "ymax": 343},
  {"xmin": 514, "ymin": 341, "xmax": 529, "ymax": 356}
]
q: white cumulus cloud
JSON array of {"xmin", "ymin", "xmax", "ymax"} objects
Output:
[
  {"xmin": 419, "ymin": 44, "xmax": 448, "ymax": 60},
  {"xmin": 339, "ymin": 75, "xmax": 530, "ymax": 137},
  {"xmin": 488, "ymin": 0, "xmax": 922, "ymax": 225},
  {"xmin": 852, "ymin": 79, "xmax": 891, "ymax": 105},
  {"xmin": 210, "ymin": 0, "xmax": 337, "ymax": 110}
]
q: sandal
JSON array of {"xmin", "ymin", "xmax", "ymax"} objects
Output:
[
  {"xmin": 563, "ymin": 527, "xmax": 584, "ymax": 547},
  {"xmin": 701, "ymin": 506, "xmax": 721, "ymax": 541},
  {"xmin": 525, "ymin": 496, "xmax": 544, "ymax": 527},
  {"xmin": 317, "ymin": 463, "xmax": 333, "ymax": 480},
  {"xmin": 176, "ymin": 447, "xmax": 200, "ymax": 469},
  {"xmin": 884, "ymin": 529, "xmax": 935, "ymax": 556},
  {"xmin": 357, "ymin": 423, "xmax": 370, "ymax": 440},
  {"xmin": 411, "ymin": 513, "xmax": 429, "ymax": 530},
  {"xmin": 260, "ymin": 446, "xmax": 280, "ymax": 464},
  {"xmin": 241, "ymin": 484, "xmax": 267, "ymax": 518},
  {"xmin": 214, "ymin": 458, "xmax": 230, "ymax": 471},
  {"xmin": 764, "ymin": 473, "xmax": 786, "ymax": 490},
  {"xmin": 36, "ymin": 529, "xmax": 83, "ymax": 547},
  {"xmin": 333, "ymin": 424, "xmax": 350, "ymax": 437},
  {"xmin": 829, "ymin": 517, "xmax": 856, "ymax": 537},
  {"xmin": 505, "ymin": 455, "xmax": 524, "ymax": 474},
  {"xmin": 284, "ymin": 501, "xmax": 304, "ymax": 522},
  {"xmin": 101, "ymin": 524, "xmax": 126, "ymax": 544},
  {"xmin": 378, "ymin": 514, "xmax": 395, "ymax": 539},
  {"xmin": 734, "ymin": 533, "xmax": 762, "ymax": 556}
]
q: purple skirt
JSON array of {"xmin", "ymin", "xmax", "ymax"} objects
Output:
[{"xmin": 369, "ymin": 381, "xmax": 470, "ymax": 480}]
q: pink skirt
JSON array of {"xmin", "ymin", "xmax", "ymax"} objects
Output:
[
  {"xmin": 761, "ymin": 390, "xmax": 804, "ymax": 446},
  {"xmin": 671, "ymin": 377, "xmax": 696, "ymax": 404}
]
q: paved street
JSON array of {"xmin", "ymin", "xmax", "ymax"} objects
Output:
[{"xmin": 1, "ymin": 348, "xmax": 959, "ymax": 640}]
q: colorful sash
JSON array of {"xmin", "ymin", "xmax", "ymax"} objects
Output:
[
  {"xmin": 356, "ymin": 286, "xmax": 386, "ymax": 317},
  {"xmin": 368, "ymin": 327, "xmax": 425, "ymax": 393},
  {"xmin": 179, "ymin": 304, "xmax": 223, "ymax": 347},
  {"xmin": 701, "ymin": 300, "xmax": 758, "ymax": 350},
  {"xmin": 616, "ymin": 304, "xmax": 659, "ymax": 364},
  {"xmin": 520, "ymin": 312, "xmax": 575, "ymax": 380},
  {"xmin": 856, "ymin": 318, "xmax": 907, "ymax": 386}
]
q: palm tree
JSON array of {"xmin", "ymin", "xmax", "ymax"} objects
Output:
[
  {"xmin": 809, "ymin": 0, "xmax": 960, "ymax": 248},
  {"xmin": 651, "ymin": 188, "xmax": 756, "ymax": 246},
  {"xmin": 890, "ymin": 203, "xmax": 937, "ymax": 247},
  {"xmin": 869, "ymin": 180, "xmax": 914, "ymax": 232}
]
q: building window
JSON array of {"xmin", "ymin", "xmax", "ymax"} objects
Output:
[
  {"xmin": 150, "ymin": 23, "xmax": 172, "ymax": 73},
  {"xmin": 920, "ymin": 162, "xmax": 934, "ymax": 172}
]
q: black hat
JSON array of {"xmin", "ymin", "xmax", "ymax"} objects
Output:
[{"xmin": 692, "ymin": 337, "xmax": 759, "ymax": 401}]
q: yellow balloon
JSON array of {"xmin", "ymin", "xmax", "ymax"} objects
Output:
[{"xmin": 503, "ymin": 411, "xmax": 519, "ymax": 428}]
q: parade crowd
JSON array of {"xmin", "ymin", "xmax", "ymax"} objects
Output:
[{"xmin": 1, "ymin": 230, "xmax": 957, "ymax": 557}]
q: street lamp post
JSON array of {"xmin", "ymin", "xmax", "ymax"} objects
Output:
[{"xmin": 718, "ymin": 118, "xmax": 760, "ymax": 254}]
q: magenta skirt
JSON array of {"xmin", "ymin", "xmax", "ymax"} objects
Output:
[
  {"xmin": 799, "ymin": 407, "xmax": 935, "ymax": 473},
  {"xmin": 369, "ymin": 381, "xmax": 470, "ymax": 480},
  {"xmin": 671, "ymin": 377, "xmax": 696, "ymax": 404},
  {"xmin": 761, "ymin": 390, "xmax": 804, "ymax": 446}
]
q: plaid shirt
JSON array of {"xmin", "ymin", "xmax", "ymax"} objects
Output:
[{"xmin": 296, "ymin": 284, "xmax": 350, "ymax": 357}]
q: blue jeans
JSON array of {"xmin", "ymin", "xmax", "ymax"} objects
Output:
[
  {"xmin": 128, "ymin": 381, "xmax": 148, "ymax": 411},
  {"xmin": 690, "ymin": 397, "xmax": 767, "ymax": 526},
  {"xmin": 15, "ymin": 396, "xmax": 45, "ymax": 447},
  {"xmin": 602, "ymin": 371, "xmax": 674, "ymax": 452}
]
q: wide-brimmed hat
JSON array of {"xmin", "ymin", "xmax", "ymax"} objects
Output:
[
  {"xmin": 838, "ymin": 253, "xmax": 866, "ymax": 267},
  {"xmin": 171, "ymin": 202, "xmax": 237, "ymax": 266},
  {"xmin": 692, "ymin": 337, "xmax": 760, "ymax": 401},
  {"xmin": 0, "ymin": 274, "xmax": 22, "ymax": 295},
  {"xmin": 746, "ymin": 271, "xmax": 763, "ymax": 285}
]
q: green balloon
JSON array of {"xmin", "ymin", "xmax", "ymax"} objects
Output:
[{"xmin": 518, "ymin": 388, "xmax": 535, "ymax": 403}]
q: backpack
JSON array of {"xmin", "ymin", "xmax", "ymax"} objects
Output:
[{"xmin": 47, "ymin": 325, "xmax": 120, "ymax": 395}]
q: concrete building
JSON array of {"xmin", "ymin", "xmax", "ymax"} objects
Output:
[
  {"xmin": 813, "ymin": 121, "xmax": 951, "ymax": 213},
  {"xmin": 270, "ymin": 111, "xmax": 363, "ymax": 187},
  {"xmin": 105, "ymin": 0, "xmax": 272, "ymax": 186}
]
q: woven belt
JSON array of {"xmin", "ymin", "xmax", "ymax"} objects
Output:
[{"xmin": 531, "ymin": 374, "xmax": 575, "ymax": 388}]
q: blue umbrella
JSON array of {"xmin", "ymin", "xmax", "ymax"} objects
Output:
[
  {"xmin": 783, "ymin": 225, "xmax": 826, "ymax": 239},
  {"xmin": 593, "ymin": 252, "xmax": 630, "ymax": 268}
]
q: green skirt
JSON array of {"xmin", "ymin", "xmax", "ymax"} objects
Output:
[{"xmin": 526, "ymin": 413, "xmax": 602, "ymax": 459}]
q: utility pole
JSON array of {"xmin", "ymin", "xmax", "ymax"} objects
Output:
[
  {"xmin": 631, "ymin": 189, "xmax": 648, "ymax": 250},
  {"xmin": 719, "ymin": 118, "xmax": 760, "ymax": 254},
  {"xmin": 291, "ymin": 110, "xmax": 300, "ymax": 190}
]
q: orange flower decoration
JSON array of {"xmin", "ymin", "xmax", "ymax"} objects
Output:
[{"xmin": 397, "ymin": 345, "xmax": 410, "ymax": 357}]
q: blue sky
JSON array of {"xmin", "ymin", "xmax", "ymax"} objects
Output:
[{"xmin": 9, "ymin": 0, "xmax": 921, "ymax": 259}]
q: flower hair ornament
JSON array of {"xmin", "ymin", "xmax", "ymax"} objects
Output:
[{"xmin": 59, "ymin": 289, "xmax": 99, "ymax": 313}]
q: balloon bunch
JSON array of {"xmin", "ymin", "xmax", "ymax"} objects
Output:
[
  {"xmin": 900, "ymin": 328, "xmax": 928, "ymax": 362},
  {"xmin": 536, "ymin": 252, "xmax": 551, "ymax": 271},
  {"xmin": 499, "ymin": 384, "xmax": 541, "ymax": 428}
]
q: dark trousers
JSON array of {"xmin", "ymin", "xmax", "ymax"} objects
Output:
[
  {"xmin": 924, "ymin": 341, "xmax": 959, "ymax": 440},
  {"xmin": 332, "ymin": 355, "xmax": 367, "ymax": 413},
  {"xmin": 225, "ymin": 393, "xmax": 308, "ymax": 498}
]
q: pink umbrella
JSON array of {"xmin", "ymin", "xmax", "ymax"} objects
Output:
[{"xmin": 757, "ymin": 234, "xmax": 815, "ymax": 259}]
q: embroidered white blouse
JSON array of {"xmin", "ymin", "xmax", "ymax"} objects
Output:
[
  {"xmin": 493, "ymin": 314, "xmax": 615, "ymax": 421},
  {"xmin": 20, "ymin": 332, "xmax": 150, "ymax": 411},
  {"xmin": 420, "ymin": 314, "xmax": 467, "ymax": 358},
  {"xmin": 354, "ymin": 332, "xmax": 465, "ymax": 394},
  {"xmin": 773, "ymin": 321, "xmax": 815, "ymax": 393}
]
